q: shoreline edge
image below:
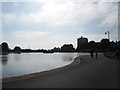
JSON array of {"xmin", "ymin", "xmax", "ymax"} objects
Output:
[{"xmin": 2, "ymin": 55, "xmax": 81, "ymax": 83}]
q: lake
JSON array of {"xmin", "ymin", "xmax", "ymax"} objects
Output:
[{"xmin": 0, "ymin": 53, "xmax": 89, "ymax": 78}]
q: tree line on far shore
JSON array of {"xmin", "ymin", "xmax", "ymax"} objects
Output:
[{"xmin": 0, "ymin": 38, "xmax": 120, "ymax": 59}]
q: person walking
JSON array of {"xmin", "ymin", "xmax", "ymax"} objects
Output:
[
  {"xmin": 95, "ymin": 50, "xmax": 98, "ymax": 59},
  {"xmin": 90, "ymin": 48, "xmax": 94, "ymax": 58}
]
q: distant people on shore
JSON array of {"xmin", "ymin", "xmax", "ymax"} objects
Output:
[
  {"xmin": 90, "ymin": 48, "xmax": 94, "ymax": 58},
  {"xmin": 95, "ymin": 50, "xmax": 98, "ymax": 59},
  {"xmin": 90, "ymin": 49, "xmax": 98, "ymax": 59},
  {"xmin": 116, "ymin": 50, "xmax": 120, "ymax": 59}
]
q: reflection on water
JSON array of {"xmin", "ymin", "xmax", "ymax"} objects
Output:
[
  {"xmin": 1, "ymin": 53, "xmax": 89, "ymax": 78},
  {"xmin": 0, "ymin": 55, "xmax": 8, "ymax": 65},
  {"xmin": 14, "ymin": 54, "xmax": 21, "ymax": 61},
  {"xmin": 62, "ymin": 53, "xmax": 74, "ymax": 62},
  {"xmin": 2, "ymin": 59, "xmax": 8, "ymax": 65},
  {"xmin": 63, "ymin": 57, "xmax": 73, "ymax": 62}
]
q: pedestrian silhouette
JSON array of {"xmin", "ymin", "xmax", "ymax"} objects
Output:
[
  {"xmin": 116, "ymin": 50, "xmax": 119, "ymax": 59},
  {"xmin": 95, "ymin": 50, "xmax": 98, "ymax": 59},
  {"xmin": 90, "ymin": 48, "xmax": 94, "ymax": 58}
]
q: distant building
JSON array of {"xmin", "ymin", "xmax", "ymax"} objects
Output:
[
  {"xmin": 61, "ymin": 44, "xmax": 75, "ymax": 52},
  {"xmin": 77, "ymin": 36, "xmax": 88, "ymax": 51}
]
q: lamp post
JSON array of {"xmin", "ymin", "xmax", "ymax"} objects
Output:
[{"xmin": 105, "ymin": 31, "xmax": 110, "ymax": 41}]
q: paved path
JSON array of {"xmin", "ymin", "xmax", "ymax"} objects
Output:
[{"xmin": 3, "ymin": 54, "xmax": 119, "ymax": 88}]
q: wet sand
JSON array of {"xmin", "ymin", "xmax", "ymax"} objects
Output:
[{"xmin": 2, "ymin": 54, "xmax": 119, "ymax": 88}]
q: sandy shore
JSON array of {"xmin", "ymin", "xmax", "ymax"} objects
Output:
[
  {"xmin": 3, "ymin": 54, "xmax": 119, "ymax": 88},
  {"xmin": 2, "ymin": 55, "xmax": 81, "ymax": 83}
]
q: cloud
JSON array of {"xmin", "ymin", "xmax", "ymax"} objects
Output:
[
  {"xmin": 46, "ymin": 35, "xmax": 73, "ymax": 46},
  {"xmin": 1, "ymin": 0, "xmax": 119, "ymax": 2},
  {"xmin": 97, "ymin": 3, "xmax": 118, "ymax": 28},
  {"xmin": 2, "ymin": 13, "xmax": 17, "ymax": 24},
  {"xmin": 19, "ymin": 2, "xmax": 80, "ymax": 27},
  {"xmin": 2, "ymin": 2, "xmax": 118, "ymax": 49},
  {"xmin": 10, "ymin": 2, "xmax": 116, "ymax": 28},
  {"xmin": 13, "ymin": 2, "xmax": 18, "ymax": 6},
  {"xmin": 11, "ymin": 32, "xmax": 77, "ymax": 49},
  {"xmin": 13, "ymin": 31, "xmax": 48, "ymax": 40}
]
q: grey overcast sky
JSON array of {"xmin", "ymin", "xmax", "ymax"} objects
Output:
[{"xmin": 1, "ymin": 0, "xmax": 119, "ymax": 49}]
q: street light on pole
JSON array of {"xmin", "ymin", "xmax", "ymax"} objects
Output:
[
  {"xmin": 105, "ymin": 31, "xmax": 110, "ymax": 41},
  {"xmin": 104, "ymin": 18, "xmax": 118, "ymax": 42}
]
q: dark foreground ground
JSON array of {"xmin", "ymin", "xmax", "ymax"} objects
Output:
[{"xmin": 2, "ymin": 54, "xmax": 119, "ymax": 88}]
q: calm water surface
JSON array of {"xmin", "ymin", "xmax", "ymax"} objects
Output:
[{"xmin": 0, "ymin": 53, "xmax": 89, "ymax": 78}]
